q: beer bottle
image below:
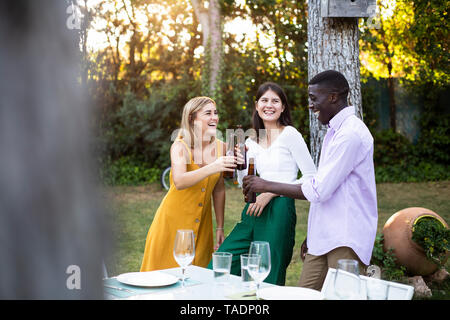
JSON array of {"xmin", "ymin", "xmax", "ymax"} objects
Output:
[
  {"xmin": 223, "ymin": 130, "xmax": 235, "ymax": 179},
  {"xmin": 245, "ymin": 157, "xmax": 256, "ymax": 203}
]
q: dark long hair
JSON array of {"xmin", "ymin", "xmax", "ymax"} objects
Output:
[{"xmin": 252, "ymin": 82, "xmax": 293, "ymax": 141}]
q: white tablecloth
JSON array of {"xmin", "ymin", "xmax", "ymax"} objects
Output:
[{"xmin": 104, "ymin": 265, "xmax": 275, "ymax": 300}]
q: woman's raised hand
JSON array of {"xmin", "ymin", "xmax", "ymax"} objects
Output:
[
  {"xmin": 234, "ymin": 145, "xmax": 247, "ymax": 167},
  {"xmin": 212, "ymin": 155, "xmax": 236, "ymax": 173}
]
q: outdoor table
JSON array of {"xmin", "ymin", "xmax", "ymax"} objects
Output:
[{"xmin": 103, "ymin": 265, "xmax": 276, "ymax": 300}]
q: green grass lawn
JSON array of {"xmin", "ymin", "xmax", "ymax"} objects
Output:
[{"xmin": 103, "ymin": 180, "xmax": 450, "ymax": 297}]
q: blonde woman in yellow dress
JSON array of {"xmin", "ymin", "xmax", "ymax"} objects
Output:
[{"xmin": 140, "ymin": 96, "xmax": 236, "ymax": 271}]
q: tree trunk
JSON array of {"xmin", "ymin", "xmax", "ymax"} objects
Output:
[
  {"xmin": 191, "ymin": 0, "xmax": 222, "ymax": 99},
  {"xmin": 308, "ymin": 0, "xmax": 363, "ymax": 165},
  {"xmin": 379, "ymin": 18, "xmax": 397, "ymax": 132},
  {"xmin": 208, "ymin": 0, "xmax": 222, "ymax": 97},
  {"xmin": 387, "ymin": 73, "xmax": 396, "ymax": 132}
]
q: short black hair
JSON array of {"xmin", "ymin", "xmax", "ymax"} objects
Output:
[{"xmin": 309, "ymin": 70, "xmax": 349, "ymax": 99}]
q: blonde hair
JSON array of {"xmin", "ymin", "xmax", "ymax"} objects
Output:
[{"xmin": 178, "ymin": 96, "xmax": 216, "ymax": 148}]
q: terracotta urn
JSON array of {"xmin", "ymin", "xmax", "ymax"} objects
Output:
[{"xmin": 382, "ymin": 207, "xmax": 449, "ymax": 276}]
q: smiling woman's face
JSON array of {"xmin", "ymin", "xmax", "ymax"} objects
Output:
[
  {"xmin": 255, "ymin": 89, "xmax": 285, "ymax": 125},
  {"xmin": 193, "ymin": 102, "xmax": 218, "ymax": 139}
]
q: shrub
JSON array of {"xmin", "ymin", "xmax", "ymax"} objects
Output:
[
  {"xmin": 97, "ymin": 81, "xmax": 202, "ymax": 173},
  {"xmin": 416, "ymin": 114, "xmax": 450, "ymax": 165},
  {"xmin": 375, "ymin": 161, "xmax": 450, "ymax": 183},
  {"xmin": 100, "ymin": 90, "xmax": 173, "ymax": 168},
  {"xmin": 371, "ymin": 233, "xmax": 408, "ymax": 282},
  {"xmin": 100, "ymin": 156, "xmax": 160, "ymax": 186},
  {"xmin": 373, "ymin": 129, "xmax": 450, "ymax": 183},
  {"xmin": 373, "ymin": 129, "xmax": 413, "ymax": 167},
  {"xmin": 412, "ymin": 217, "xmax": 450, "ymax": 269}
]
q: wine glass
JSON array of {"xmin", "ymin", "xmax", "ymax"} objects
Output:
[
  {"xmin": 248, "ymin": 241, "xmax": 271, "ymax": 299},
  {"xmin": 173, "ymin": 229, "xmax": 195, "ymax": 290},
  {"xmin": 333, "ymin": 259, "xmax": 362, "ymax": 300}
]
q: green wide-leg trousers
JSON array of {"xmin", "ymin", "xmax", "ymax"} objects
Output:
[{"xmin": 207, "ymin": 196, "xmax": 296, "ymax": 286}]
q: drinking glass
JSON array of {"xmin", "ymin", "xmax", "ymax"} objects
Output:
[
  {"xmin": 248, "ymin": 241, "xmax": 271, "ymax": 298},
  {"xmin": 333, "ymin": 259, "xmax": 361, "ymax": 300},
  {"xmin": 240, "ymin": 254, "xmax": 257, "ymax": 289},
  {"xmin": 173, "ymin": 229, "xmax": 195, "ymax": 290},
  {"xmin": 212, "ymin": 252, "xmax": 232, "ymax": 284}
]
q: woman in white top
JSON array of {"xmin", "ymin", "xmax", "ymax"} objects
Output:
[{"xmin": 207, "ymin": 82, "xmax": 316, "ymax": 285}]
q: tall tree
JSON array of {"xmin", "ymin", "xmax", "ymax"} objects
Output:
[
  {"xmin": 191, "ymin": 0, "xmax": 223, "ymax": 101},
  {"xmin": 409, "ymin": 0, "xmax": 449, "ymax": 87},
  {"xmin": 360, "ymin": 0, "xmax": 416, "ymax": 133},
  {"xmin": 218, "ymin": 0, "xmax": 309, "ymax": 132},
  {"xmin": 307, "ymin": 0, "xmax": 363, "ymax": 165}
]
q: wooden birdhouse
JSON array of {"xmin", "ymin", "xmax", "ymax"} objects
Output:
[{"xmin": 320, "ymin": 0, "xmax": 377, "ymax": 18}]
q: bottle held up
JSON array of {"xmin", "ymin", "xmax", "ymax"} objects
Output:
[
  {"xmin": 245, "ymin": 157, "xmax": 256, "ymax": 203},
  {"xmin": 223, "ymin": 130, "xmax": 235, "ymax": 179}
]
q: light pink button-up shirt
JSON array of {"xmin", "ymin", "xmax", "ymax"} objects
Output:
[{"xmin": 301, "ymin": 106, "xmax": 378, "ymax": 265}]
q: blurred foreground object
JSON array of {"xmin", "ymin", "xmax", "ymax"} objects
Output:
[{"xmin": 0, "ymin": 0, "xmax": 108, "ymax": 299}]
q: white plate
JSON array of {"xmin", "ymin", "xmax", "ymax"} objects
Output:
[
  {"xmin": 116, "ymin": 271, "xmax": 179, "ymax": 287},
  {"xmin": 258, "ymin": 286, "xmax": 324, "ymax": 300}
]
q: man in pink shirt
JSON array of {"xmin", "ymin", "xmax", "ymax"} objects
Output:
[{"xmin": 243, "ymin": 70, "xmax": 378, "ymax": 290}]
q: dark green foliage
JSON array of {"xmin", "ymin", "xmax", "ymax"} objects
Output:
[
  {"xmin": 371, "ymin": 234, "xmax": 408, "ymax": 282},
  {"xmin": 409, "ymin": 0, "xmax": 449, "ymax": 87},
  {"xmin": 98, "ymin": 79, "xmax": 202, "ymax": 168},
  {"xmin": 218, "ymin": 0, "xmax": 310, "ymax": 136},
  {"xmin": 375, "ymin": 162, "xmax": 450, "ymax": 183},
  {"xmin": 417, "ymin": 116, "xmax": 450, "ymax": 165},
  {"xmin": 373, "ymin": 126, "xmax": 450, "ymax": 183},
  {"xmin": 373, "ymin": 129, "xmax": 411, "ymax": 167},
  {"xmin": 100, "ymin": 156, "xmax": 161, "ymax": 186},
  {"xmin": 87, "ymin": 0, "xmax": 448, "ymax": 186},
  {"xmin": 411, "ymin": 217, "xmax": 450, "ymax": 269}
]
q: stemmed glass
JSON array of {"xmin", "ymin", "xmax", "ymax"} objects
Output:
[
  {"xmin": 247, "ymin": 241, "xmax": 271, "ymax": 299},
  {"xmin": 173, "ymin": 229, "xmax": 195, "ymax": 290},
  {"xmin": 333, "ymin": 259, "xmax": 362, "ymax": 300}
]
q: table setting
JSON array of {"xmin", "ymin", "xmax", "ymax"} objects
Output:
[
  {"xmin": 102, "ymin": 229, "xmax": 328, "ymax": 300},
  {"xmin": 103, "ymin": 271, "xmax": 201, "ymax": 300}
]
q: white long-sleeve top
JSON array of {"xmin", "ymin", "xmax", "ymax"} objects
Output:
[{"xmin": 237, "ymin": 126, "xmax": 317, "ymax": 187}]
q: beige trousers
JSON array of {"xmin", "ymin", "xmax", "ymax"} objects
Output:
[{"xmin": 298, "ymin": 246, "xmax": 367, "ymax": 291}]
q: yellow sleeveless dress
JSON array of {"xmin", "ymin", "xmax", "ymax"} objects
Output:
[{"xmin": 140, "ymin": 138, "xmax": 222, "ymax": 271}]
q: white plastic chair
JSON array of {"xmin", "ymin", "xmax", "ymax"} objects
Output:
[{"xmin": 321, "ymin": 268, "xmax": 414, "ymax": 300}]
